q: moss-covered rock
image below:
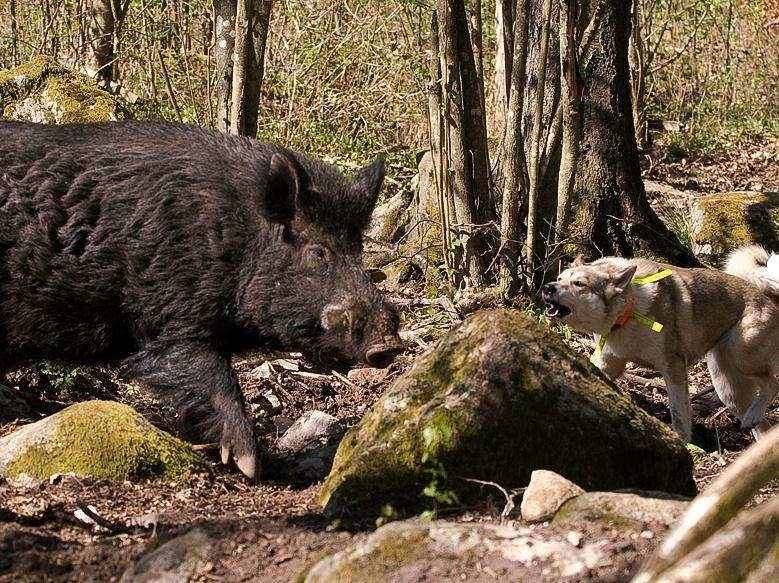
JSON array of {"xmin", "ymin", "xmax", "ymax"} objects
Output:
[
  {"xmin": 0, "ymin": 400, "xmax": 207, "ymax": 482},
  {"xmin": 320, "ymin": 310, "xmax": 695, "ymax": 515},
  {"xmin": 301, "ymin": 519, "xmax": 608, "ymax": 582},
  {"xmin": 553, "ymin": 492, "xmax": 689, "ymax": 531},
  {"xmin": 0, "ymin": 56, "xmax": 124, "ymax": 124},
  {"xmin": 692, "ymin": 192, "xmax": 779, "ymax": 265}
]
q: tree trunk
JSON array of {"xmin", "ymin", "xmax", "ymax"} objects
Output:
[
  {"xmin": 524, "ymin": 0, "xmax": 554, "ymax": 284},
  {"xmin": 10, "ymin": 0, "xmax": 19, "ymax": 67},
  {"xmin": 436, "ymin": 0, "xmax": 492, "ymax": 287},
  {"xmin": 491, "ymin": 0, "xmax": 514, "ymax": 136},
  {"xmin": 227, "ymin": 0, "xmax": 272, "ymax": 137},
  {"xmin": 499, "ymin": 0, "xmax": 530, "ymax": 295},
  {"xmin": 229, "ymin": 0, "xmax": 250, "ymax": 135},
  {"xmin": 241, "ymin": 0, "xmax": 272, "ymax": 138},
  {"xmin": 629, "ymin": 0, "xmax": 648, "ymax": 150},
  {"xmin": 555, "ymin": 0, "xmax": 583, "ymax": 245},
  {"xmin": 215, "ymin": 0, "xmax": 236, "ymax": 132},
  {"xmin": 87, "ymin": 0, "xmax": 116, "ymax": 84},
  {"xmin": 564, "ymin": 0, "xmax": 696, "ymax": 265}
]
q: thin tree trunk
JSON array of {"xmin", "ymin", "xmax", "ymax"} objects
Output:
[
  {"xmin": 436, "ymin": 0, "xmax": 492, "ymax": 287},
  {"xmin": 491, "ymin": 0, "xmax": 514, "ymax": 135},
  {"xmin": 629, "ymin": 0, "xmax": 647, "ymax": 150},
  {"xmin": 241, "ymin": 0, "xmax": 272, "ymax": 138},
  {"xmin": 88, "ymin": 0, "xmax": 116, "ymax": 84},
  {"xmin": 215, "ymin": 0, "xmax": 236, "ymax": 132},
  {"xmin": 427, "ymin": 10, "xmax": 453, "ymax": 281},
  {"xmin": 229, "ymin": 0, "xmax": 250, "ymax": 135},
  {"xmin": 10, "ymin": 0, "xmax": 19, "ymax": 67},
  {"xmin": 524, "ymin": 0, "xmax": 553, "ymax": 285},
  {"xmin": 499, "ymin": 0, "xmax": 530, "ymax": 295},
  {"xmin": 555, "ymin": 0, "xmax": 583, "ymax": 245},
  {"xmin": 228, "ymin": 0, "xmax": 271, "ymax": 137}
]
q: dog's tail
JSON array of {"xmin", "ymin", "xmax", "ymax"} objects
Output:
[{"xmin": 724, "ymin": 245, "xmax": 779, "ymax": 298}]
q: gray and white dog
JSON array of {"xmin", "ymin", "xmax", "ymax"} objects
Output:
[{"xmin": 542, "ymin": 245, "xmax": 779, "ymax": 442}]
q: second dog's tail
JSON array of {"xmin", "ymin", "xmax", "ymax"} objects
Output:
[{"xmin": 724, "ymin": 245, "xmax": 779, "ymax": 298}]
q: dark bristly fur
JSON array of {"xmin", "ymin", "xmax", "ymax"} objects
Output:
[{"xmin": 0, "ymin": 120, "xmax": 403, "ymax": 477}]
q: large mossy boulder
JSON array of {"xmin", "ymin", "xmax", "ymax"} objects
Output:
[
  {"xmin": 692, "ymin": 191, "xmax": 778, "ymax": 264},
  {"xmin": 0, "ymin": 56, "xmax": 123, "ymax": 124},
  {"xmin": 320, "ymin": 310, "xmax": 695, "ymax": 514},
  {"xmin": 0, "ymin": 400, "xmax": 207, "ymax": 482}
]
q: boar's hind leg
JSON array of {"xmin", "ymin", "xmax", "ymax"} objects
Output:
[{"xmin": 123, "ymin": 341, "xmax": 259, "ymax": 480}]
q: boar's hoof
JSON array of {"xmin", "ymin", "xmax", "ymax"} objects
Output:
[
  {"xmin": 365, "ymin": 341, "xmax": 404, "ymax": 369},
  {"xmin": 220, "ymin": 424, "xmax": 260, "ymax": 481},
  {"xmin": 235, "ymin": 453, "xmax": 259, "ymax": 481}
]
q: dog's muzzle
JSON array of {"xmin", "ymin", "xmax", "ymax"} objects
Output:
[{"xmin": 541, "ymin": 283, "xmax": 573, "ymax": 318}]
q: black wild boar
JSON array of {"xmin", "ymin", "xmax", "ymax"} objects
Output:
[{"xmin": 0, "ymin": 121, "xmax": 404, "ymax": 479}]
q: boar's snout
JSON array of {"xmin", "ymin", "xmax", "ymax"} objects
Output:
[
  {"xmin": 366, "ymin": 337, "xmax": 405, "ymax": 368},
  {"xmin": 321, "ymin": 296, "xmax": 404, "ymax": 368}
]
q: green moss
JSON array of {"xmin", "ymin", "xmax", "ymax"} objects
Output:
[
  {"xmin": 6, "ymin": 400, "xmax": 207, "ymax": 482},
  {"xmin": 321, "ymin": 527, "xmax": 430, "ymax": 582},
  {"xmin": 553, "ymin": 498, "xmax": 639, "ymax": 531},
  {"xmin": 1, "ymin": 56, "xmax": 122, "ymax": 123},
  {"xmin": 696, "ymin": 192, "xmax": 779, "ymax": 262}
]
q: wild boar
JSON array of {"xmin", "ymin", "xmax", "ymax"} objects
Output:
[{"xmin": 0, "ymin": 121, "xmax": 404, "ymax": 479}]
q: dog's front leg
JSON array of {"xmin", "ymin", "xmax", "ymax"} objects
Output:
[
  {"xmin": 594, "ymin": 352, "xmax": 627, "ymax": 381},
  {"xmin": 663, "ymin": 362, "xmax": 692, "ymax": 442}
]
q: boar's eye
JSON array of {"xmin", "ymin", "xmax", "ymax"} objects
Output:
[
  {"xmin": 572, "ymin": 280, "xmax": 587, "ymax": 289},
  {"xmin": 304, "ymin": 244, "xmax": 330, "ymax": 271}
]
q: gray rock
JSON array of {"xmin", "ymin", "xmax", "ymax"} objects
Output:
[
  {"xmin": 302, "ymin": 519, "xmax": 609, "ymax": 582},
  {"xmin": 553, "ymin": 491, "xmax": 689, "ymax": 530},
  {"xmin": 320, "ymin": 310, "xmax": 695, "ymax": 515},
  {"xmin": 121, "ymin": 528, "xmax": 213, "ymax": 582},
  {"xmin": 278, "ymin": 410, "xmax": 342, "ymax": 454},
  {"xmin": 521, "ymin": 470, "xmax": 585, "ymax": 523},
  {"xmin": 278, "ymin": 411, "xmax": 345, "ymax": 481}
]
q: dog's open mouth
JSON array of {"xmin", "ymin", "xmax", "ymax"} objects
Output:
[{"xmin": 544, "ymin": 300, "xmax": 572, "ymax": 319}]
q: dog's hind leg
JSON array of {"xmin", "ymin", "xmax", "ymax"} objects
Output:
[
  {"xmin": 742, "ymin": 376, "xmax": 778, "ymax": 439},
  {"xmin": 706, "ymin": 345, "xmax": 764, "ymax": 437},
  {"xmin": 663, "ymin": 360, "xmax": 692, "ymax": 442}
]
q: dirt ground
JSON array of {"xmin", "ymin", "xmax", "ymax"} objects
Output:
[{"xmin": 1, "ymin": 144, "xmax": 777, "ymax": 582}]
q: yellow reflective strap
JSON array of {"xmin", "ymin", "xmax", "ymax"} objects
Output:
[
  {"xmin": 590, "ymin": 335, "xmax": 607, "ymax": 364},
  {"xmin": 631, "ymin": 311, "xmax": 664, "ymax": 332},
  {"xmin": 632, "ymin": 268, "xmax": 673, "ymax": 286}
]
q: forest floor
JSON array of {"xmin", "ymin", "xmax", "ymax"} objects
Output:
[{"xmin": 1, "ymin": 141, "xmax": 777, "ymax": 582}]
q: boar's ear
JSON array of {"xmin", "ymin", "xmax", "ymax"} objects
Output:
[
  {"xmin": 572, "ymin": 253, "xmax": 587, "ymax": 267},
  {"xmin": 350, "ymin": 157, "xmax": 385, "ymax": 220},
  {"xmin": 262, "ymin": 152, "xmax": 301, "ymax": 224}
]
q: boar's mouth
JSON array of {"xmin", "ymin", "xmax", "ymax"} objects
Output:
[{"xmin": 365, "ymin": 341, "xmax": 404, "ymax": 369}]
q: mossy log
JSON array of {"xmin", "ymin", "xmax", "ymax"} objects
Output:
[{"xmin": 320, "ymin": 309, "xmax": 695, "ymax": 514}]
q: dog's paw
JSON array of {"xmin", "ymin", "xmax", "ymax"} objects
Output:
[{"xmin": 740, "ymin": 409, "xmax": 765, "ymax": 431}]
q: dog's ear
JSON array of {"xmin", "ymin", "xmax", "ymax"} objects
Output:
[
  {"xmin": 611, "ymin": 265, "xmax": 637, "ymax": 293},
  {"xmin": 572, "ymin": 254, "xmax": 586, "ymax": 267}
]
